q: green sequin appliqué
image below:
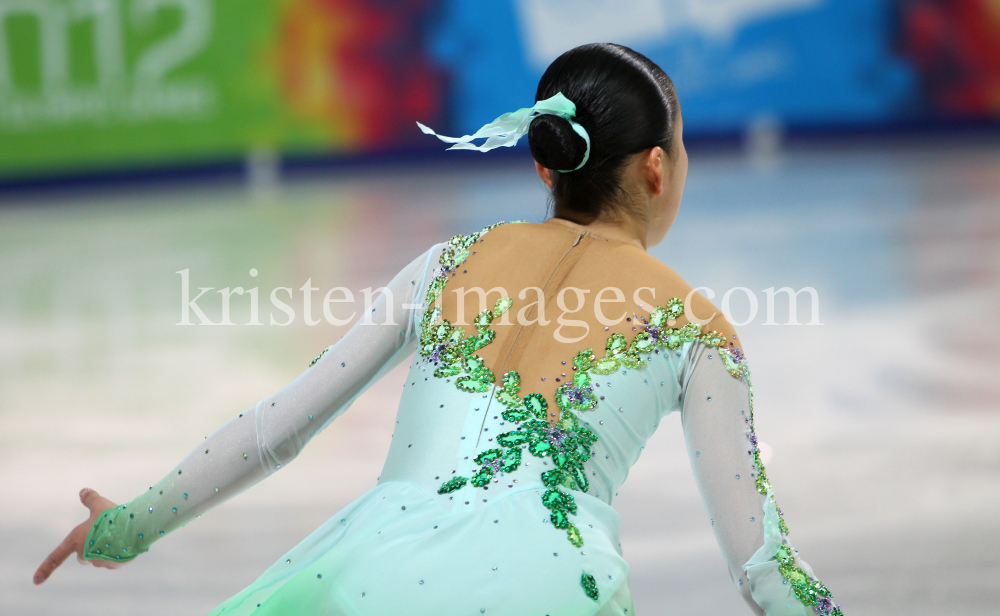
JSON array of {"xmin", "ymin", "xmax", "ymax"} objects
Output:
[
  {"xmin": 419, "ymin": 222, "xmax": 521, "ymax": 497},
  {"xmin": 465, "ymin": 352, "xmax": 599, "ymax": 547},
  {"xmin": 581, "ymin": 571, "xmax": 599, "ymax": 601},
  {"xmin": 418, "ymin": 222, "xmax": 519, "ymax": 393},
  {"xmin": 776, "ymin": 544, "xmax": 841, "ymax": 615}
]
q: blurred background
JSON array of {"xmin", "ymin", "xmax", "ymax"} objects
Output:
[{"xmin": 1, "ymin": 1, "xmax": 999, "ymax": 615}]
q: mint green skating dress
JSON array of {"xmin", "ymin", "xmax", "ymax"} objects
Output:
[{"xmin": 84, "ymin": 221, "xmax": 842, "ymax": 616}]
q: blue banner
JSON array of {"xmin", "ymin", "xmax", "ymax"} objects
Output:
[{"xmin": 430, "ymin": 0, "xmax": 918, "ymax": 136}]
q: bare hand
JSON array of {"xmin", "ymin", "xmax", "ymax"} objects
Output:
[{"xmin": 34, "ymin": 488, "xmax": 124, "ymax": 585}]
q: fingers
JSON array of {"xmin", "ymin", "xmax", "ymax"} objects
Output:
[
  {"xmin": 35, "ymin": 488, "xmax": 126, "ymax": 584},
  {"xmin": 33, "ymin": 533, "xmax": 76, "ymax": 585}
]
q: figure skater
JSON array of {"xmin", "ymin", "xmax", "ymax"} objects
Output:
[{"xmin": 36, "ymin": 43, "xmax": 842, "ymax": 616}]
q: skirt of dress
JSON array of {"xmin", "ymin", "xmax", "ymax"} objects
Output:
[{"xmin": 208, "ymin": 481, "xmax": 636, "ymax": 616}]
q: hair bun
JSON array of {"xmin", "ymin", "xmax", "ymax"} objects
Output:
[{"xmin": 528, "ymin": 114, "xmax": 587, "ymax": 172}]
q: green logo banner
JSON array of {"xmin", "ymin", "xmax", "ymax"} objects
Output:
[{"xmin": 0, "ymin": 0, "xmax": 340, "ymax": 178}]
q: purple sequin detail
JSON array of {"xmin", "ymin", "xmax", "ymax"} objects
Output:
[
  {"xmin": 425, "ymin": 344, "xmax": 446, "ymax": 364},
  {"xmin": 813, "ymin": 597, "xmax": 840, "ymax": 615},
  {"xmin": 644, "ymin": 324, "xmax": 663, "ymax": 343},
  {"xmin": 562, "ymin": 385, "xmax": 592, "ymax": 405},
  {"xmin": 543, "ymin": 425, "xmax": 569, "ymax": 447},
  {"xmin": 731, "ymin": 347, "xmax": 746, "ymax": 365},
  {"xmin": 433, "ymin": 265, "xmax": 455, "ymax": 278}
]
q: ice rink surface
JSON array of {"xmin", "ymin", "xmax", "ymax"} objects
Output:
[{"xmin": 2, "ymin": 140, "xmax": 998, "ymax": 615}]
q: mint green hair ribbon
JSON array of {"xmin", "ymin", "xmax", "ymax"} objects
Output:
[{"xmin": 416, "ymin": 92, "xmax": 591, "ymax": 172}]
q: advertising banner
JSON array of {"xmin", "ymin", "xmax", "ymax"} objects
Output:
[
  {"xmin": 0, "ymin": 0, "xmax": 446, "ymax": 177},
  {"xmin": 1, "ymin": 0, "xmax": 998, "ymax": 180}
]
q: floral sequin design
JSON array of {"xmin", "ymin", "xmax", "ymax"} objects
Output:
[
  {"xmin": 717, "ymin": 335, "xmax": 842, "ymax": 614},
  {"xmin": 417, "ymin": 223, "xmax": 519, "ymax": 396},
  {"xmin": 492, "ymin": 359, "xmax": 598, "ymax": 541},
  {"xmin": 418, "ymin": 295, "xmax": 512, "ymax": 393},
  {"xmin": 437, "ymin": 358, "xmax": 599, "ymax": 551}
]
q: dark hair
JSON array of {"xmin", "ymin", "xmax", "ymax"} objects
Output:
[{"xmin": 527, "ymin": 43, "xmax": 679, "ymax": 220}]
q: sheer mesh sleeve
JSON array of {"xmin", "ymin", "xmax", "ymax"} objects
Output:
[
  {"xmin": 82, "ymin": 242, "xmax": 445, "ymax": 563},
  {"xmin": 680, "ymin": 341, "xmax": 842, "ymax": 616}
]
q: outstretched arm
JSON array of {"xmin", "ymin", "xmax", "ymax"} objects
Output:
[
  {"xmin": 680, "ymin": 340, "xmax": 842, "ymax": 616},
  {"xmin": 35, "ymin": 242, "xmax": 444, "ymax": 583}
]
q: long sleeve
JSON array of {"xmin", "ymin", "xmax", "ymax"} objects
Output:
[
  {"xmin": 83, "ymin": 242, "xmax": 445, "ymax": 562},
  {"xmin": 680, "ymin": 341, "xmax": 842, "ymax": 616}
]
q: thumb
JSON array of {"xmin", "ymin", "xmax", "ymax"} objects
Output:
[{"xmin": 79, "ymin": 488, "xmax": 102, "ymax": 513}]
